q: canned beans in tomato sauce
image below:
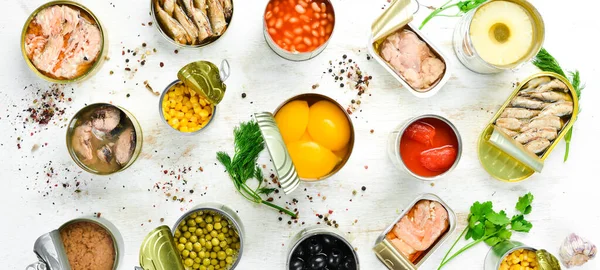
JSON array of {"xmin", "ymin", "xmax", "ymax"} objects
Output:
[{"xmin": 265, "ymin": 0, "xmax": 335, "ymax": 53}]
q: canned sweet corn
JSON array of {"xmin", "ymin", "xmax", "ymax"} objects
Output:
[
  {"xmin": 160, "ymin": 81, "xmax": 215, "ymax": 134},
  {"xmin": 484, "ymin": 241, "xmax": 561, "ymax": 270}
]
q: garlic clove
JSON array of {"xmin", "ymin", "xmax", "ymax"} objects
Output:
[{"xmin": 559, "ymin": 233, "xmax": 597, "ymax": 268}]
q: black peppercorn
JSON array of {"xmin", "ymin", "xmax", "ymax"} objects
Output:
[
  {"xmin": 241, "ymin": 93, "xmax": 247, "ymax": 98},
  {"xmin": 361, "ymin": 186, "xmax": 366, "ymax": 191},
  {"xmin": 342, "ymin": 54, "xmax": 347, "ymax": 59},
  {"xmin": 340, "ymin": 83, "xmax": 344, "ymax": 87}
]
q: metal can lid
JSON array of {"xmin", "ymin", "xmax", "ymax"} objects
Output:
[
  {"xmin": 138, "ymin": 225, "xmax": 184, "ymax": 270},
  {"xmin": 371, "ymin": 0, "xmax": 415, "ymax": 42},
  {"xmin": 373, "ymin": 239, "xmax": 416, "ymax": 270},
  {"xmin": 30, "ymin": 230, "xmax": 70, "ymax": 270},
  {"xmin": 254, "ymin": 112, "xmax": 300, "ymax": 194},
  {"xmin": 177, "ymin": 60, "xmax": 230, "ymax": 105},
  {"xmin": 537, "ymin": 249, "xmax": 562, "ymax": 270}
]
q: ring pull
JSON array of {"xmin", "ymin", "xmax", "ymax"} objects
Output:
[
  {"xmin": 413, "ymin": 0, "xmax": 420, "ymax": 15},
  {"xmin": 26, "ymin": 262, "xmax": 47, "ymax": 270},
  {"xmin": 220, "ymin": 59, "xmax": 231, "ymax": 82}
]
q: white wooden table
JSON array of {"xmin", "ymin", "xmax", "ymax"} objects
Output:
[{"xmin": 1, "ymin": 0, "xmax": 598, "ymax": 269}]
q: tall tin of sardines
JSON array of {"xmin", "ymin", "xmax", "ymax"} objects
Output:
[
  {"xmin": 452, "ymin": 0, "xmax": 545, "ymax": 73},
  {"xmin": 478, "ymin": 72, "xmax": 578, "ymax": 182},
  {"xmin": 373, "ymin": 193, "xmax": 456, "ymax": 270},
  {"xmin": 368, "ymin": 0, "xmax": 451, "ymax": 98},
  {"xmin": 27, "ymin": 217, "xmax": 124, "ymax": 270},
  {"xmin": 484, "ymin": 241, "xmax": 561, "ymax": 270}
]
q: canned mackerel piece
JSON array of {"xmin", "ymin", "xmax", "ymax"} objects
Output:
[
  {"xmin": 368, "ymin": 0, "xmax": 451, "ymax": 98},
  {"xmin": 373, "ymin": 193, "xmax": 456, "ymax": 270},
  {"xmin": 477, "ymin": 72, "xmax": 579, "ymax": 182},
  {"xmin": 27, "ymin": 217, "xmax": 124, "ymax": 270},
  {"xmin": 387, "ymin": 114, "xmax": 462, "ymax": 181},
  {"xmin": 159, "ymin": 60, "xmax": 230, "ymax": 134},
  {"xmin": 484, "ymin": 241, "xmax": 561, "ymax": 270},
  {"xmin": 263, "ymin": 0, "xmax": 336, "ymax": 61},
  {"xmin": 21, "ymin": 1, "xmax": 107, "ymax": 83},
  {"xmin": 255, "ymin": 93, "xmax": 355, "ymax": 194},
  {"xmin": 287, "ymin": 226, "xmax": 360, "ymax": 270},
  {"xmin": 138, "ymin": 203, "xmax": 244, "ymax": 270},
  {"xmin": 66, "ymin": 103, "xmax": 143, "ymax": 175},
  {"xmin": 452, "ymin": 0, "xmax": 545, "ymax": 74}
]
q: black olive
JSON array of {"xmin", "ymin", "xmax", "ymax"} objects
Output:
[
  {"xmin": 290, "ymin": 257, "xmax": 304, "ymax": 270},
  {"xmin": 330, "ymin": 248, "xmax": 343, "ymax": 258},
  {"xmin": 327, "ymin": 254, "xmax": 342, "ymax": 268},
  {"xmin": 307, "ymin": 237, "xmax": 323, "ymax": 255},
  {"xmin": 309, "ymin": 254, "xmax": 327, "ymax": 269},
  {"xmin": 293, "ymin": 244, "xmax": 306, "ymax": 259},
  {"xmin": 321, "ymin": 235, "xmax": 337, "ymax": 248},
  {"xmin": 338, "ymin": 256, "xmax": 356, "ymax": 270}
]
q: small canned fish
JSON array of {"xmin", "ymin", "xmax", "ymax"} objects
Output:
[
  {"xmin": 66, "ymin": 103, "xmax": 143, "ymax": 175},
  {"xmin": 369, "ymin": 0, "xmax": 451, "ymax": 98},
  {"xmin": 478, "ymin": 72, "xmax": 579, "ymax": 182},
  {"xmin": 21, "ymin": 1, "xmax": 107, "ymax": 83},
  {"xmin": 484, "ymin": 241, "xmax": 561, "ymax": 270},
  {"xmin": 27, "ymin": 217, "xmax": 124, "ymax": 270},
  {"xmin": 287, "ymin": 226, "xmax": 359, "ymax": 270},
  {"xmin": 263, "ymin": 0, "xmax": 336, "ymax": 61},
  {"xmin": 388, "ymin": 114, "xmax": 462, "ymax": 181},
  {"xmin": 373, "ymin": 193, "xmax": 456, "ymax": 270}
]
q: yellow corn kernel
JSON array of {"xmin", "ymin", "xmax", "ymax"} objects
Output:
[
  {"xmin": 175, "ymin": 103, "xmax": 183, "ymax": 111},
  {"xmin": 180, "ymin": 119, "xmax": 188, "ymax": 127},
  {"xmin": 205, "ymin": 105, "xmax": 213, "ymax": 114},
  {"xmin": 522, "ymin": 262, "xmax": 529, "ymax": 267},
  {"xmin": 169, "ymin": 92, "xmax": 177, "ymax": 98},
  {"xmin": 183, "ymin": 96, "xmax": 190, "ymax": 104},
  {"xmin": 177, "ymin": 112, "xmax": 185, "ymax": 119},
  {"xmin": 182, "ymin": 106, "xmax": 189, "ymax": 113},
  {"xmin": 169, "ymin": 109, "xmax": 177, "ymax": 117},
  {"xmin": 180, "ymin": 126, "xmax": 189, "ymax": 132},
  {"xmin": 190, "ymin": 116, "xmax": 198, "ymax": 123},
  {"xmin": 191, "ymin": 96, "xmax": 199, "ymax": 104},
  {"xmin": 510, "ymin": 265, "xmax": 520, "ymax": 270},
  {"xmin": 185, "ymin": 112, "xmax": 193, "ymax": 119},
  {"xmin": 199, "ymin": 109, "xmax": 209, "ymax": 119},
  {"xmin": 189, "ymin": 89, "xmax": 196, "ymax": 96},
  {"xmin": 175, "ymin": 88, "xmax": 183, "ymax": 95},
  {"xmin": 193, "ymin": 108, "xmax": 202, "ymax": 115},
  {"xmin": 164, "ymin": 114, "xmax": 171, "ymax": 121},
  {"xmin": 199, "ymin": 99, "xmax": 207, "ymax": 106}
]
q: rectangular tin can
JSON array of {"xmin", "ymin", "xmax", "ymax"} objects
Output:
[
  {"xmin": 373, "ymin": 193, "xmax": 456, "ymax": 270},
  {"xmin": 477, "ymin": 72, "xmax": 579, "ymax": 182}
]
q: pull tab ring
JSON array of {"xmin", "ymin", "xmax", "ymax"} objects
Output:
[
  {"xmin": 220, "ymin": 59, "xmax": 231, "ymax": 82},
  {"xmin": 26, "ymin": 262, "xmax": 47, "ymax": 270},
  {"xmin": 413, "ymin": 0, "xmax": 420, "ymax": 15}
]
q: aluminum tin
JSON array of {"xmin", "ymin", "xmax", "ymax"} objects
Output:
[
  {"xmin": 373, "ymin": 193, "xmax": 456, "ymax": 270},
  {"xmin": 28, "ymin": 217, "xmax": 124, "ymax": 270},
  {"xmin": 150, "ymin": 0, "xmax": 234, "ymax": 48},
  {"xmin": 66, "ymin": 103, "xmax": 144, "ymax": 175},
  {"xmin": 387, "ymin": 114, "xmax": 462, "ymax": 181},
  {"xmin": 262, "ymin": 0, "xmax": 335, "ymax": 61},
  {"xmin": 138, "ymin": 203, "xmax": 244, "ymax": 270},
  {"xmin": 287, "ymin": 225, "xmax": 360, "ymax": 269},
  {"xmin": 477, "ymin": 72, "xmax": 579, "ymax": 182},
  {"xmin": 452, "ymin": 0, "xmax": 545, "ymax": 74},
  {"xmin": 21, "ymin": 1, "xmax": 107, "ymax": 83},
  {"xmin": 484, "ymin": 241, "xmax": 561, "ymax": 270},
  {"xmin": 159, "ymin": 80, "xmax": 217, "ymax": 135}
]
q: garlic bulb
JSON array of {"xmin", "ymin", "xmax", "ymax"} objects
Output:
[{"xmin": 559, "ymin": 233, "xmax": 597, "ymax": 268}]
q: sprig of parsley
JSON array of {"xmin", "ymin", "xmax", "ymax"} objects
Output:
[
  {"xmin": 419, "ymin": 0, "xmax": 486, "ymax": 29},
  {"xmin": 437, "ymin": 193, "xmax": 534, "ymax": 269}
]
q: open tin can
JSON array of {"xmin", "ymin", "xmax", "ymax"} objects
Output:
[
  {"xmin": 66, "ymin": 103, "xmax": 143, "ymax": 175},
  {"xmin": 452, "ymin": 0, "xmax": 545, "ymax": 74},
  {"xmin": 477, "ymin": 72, "xmax": 579, "ymax": 182},
  {"xmin": 254, "ymin": 93, "xmax": 355, "ymax": 194},
  {"xmin": 263, "ymin": 0, "xmax": 336, "ymax": 61},
  {"xmin": 137, "ymin": 203, "xmax": 244, "ymax": 270},
  {"xmin": 27, "ymin": 217, "xmax": 124, "ymax": 270},
  {"xmin": 373, "ymin": 193, "xmax": 456, "ymax": 270},
  {"xmin": 368, "ymin": 0, "xmax": 451, "ymax": 98},
  {"xmin": 287, "ymin": 225, "xmax": 360, "ymax": 270},
  {"xmin": 484, "ymin": 241, "xmax": 561, "ymax": 270},
  {"xmin": 21, "ymin": 1, "xmax": 107, "ymax": 83},
  {"xmin": 158, "ymin": 60, "xmax": 229, "ymax": 134}
]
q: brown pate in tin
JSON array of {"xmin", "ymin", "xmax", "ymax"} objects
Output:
[{"xmin": 60, "ymin": 221, "xmax": 115, "ymax": 270}]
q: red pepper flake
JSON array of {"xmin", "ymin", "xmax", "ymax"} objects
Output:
[
  {"xmin": 159, "ymin": 62, "xmax": 164, "ymax": 67},
  {"xmin": 163, "ymin": 170, "xmax": 168, "ymax": 174},
  {"xmin": 364, "ymin": 165, "xmax": 368, "ymax": 169},
  {"xmin": 328, "ymin": 210, "xmax": 333, "ymax": 214},
  {"xmin": 199, "ymin": 167, "xmax": 204, "ymax": 172},
  {"xmin": 96, "ymin": 212, "xmax": 101, "ymax": 218},
  {"xmin": 370, "ymin": 129, "xmax": 374, "ymax": 134}
]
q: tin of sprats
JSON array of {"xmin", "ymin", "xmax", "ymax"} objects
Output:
[
  {"xmin": 263, "ymin": 0, "xmax": 335, "ymax": 61},
  {"xmin": 288, "ymin": 226, "xmax": 359, "ymax": 270},
  {"xmin": 373, "ymin": 193, "xmax": 456, "ymax": 270}
]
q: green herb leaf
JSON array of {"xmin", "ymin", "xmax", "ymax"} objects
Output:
[
  {"xmin": 457, "ymin": 0, "xmax": 486, "ymax": 12},
  {"xmin": 511, "ymin": 215, "xmax": 533, "ymax": 232},
  {"xmin": 257, "ymin": 187, "xmax": 276, "ymax": 196},
  {"xmin": 515, "ymin": 192, "xmax": 534, "ymax": 214},
  {"xmin": 470, "ymin": 201, "xmax": 493, "ymax": 217},
  {"xmin": 419, "ymin": 0, "xmax": 485, "ymax": 29},
  {"xmin": 471, "ymin": 223, "xmax": 485, "ymax": 240},
  {"xmin": 487, "ymin": 210, "xmax": 510, "ymax": 226},
  {"xmin": 532, "ymin": 48, "xmax": 566, "ymax": 77}
]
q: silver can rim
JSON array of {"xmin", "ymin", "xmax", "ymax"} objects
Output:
[
  {"xmin": 485, "ymin": 241, "xmax": 536, "ymax": 269},
  {"xmin": 286, "ymin": 225, "xmax": 360, "ymax": 269},
  {"xmin": 158, "ymin": 80, "xmax": 218, "ymax": 135}
]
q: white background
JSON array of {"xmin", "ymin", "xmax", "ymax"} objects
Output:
[{"xmin": 1, "ymin": 0, "xmax": 598, "ymax": 269}]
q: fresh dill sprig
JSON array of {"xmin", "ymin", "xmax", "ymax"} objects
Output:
[
  {"xmin": 216, "ymin": 120, "xmax": 296, "ymax": 218},
  {"xmin": 419, "ymin": 0, "xmax": 486, "ymax": 29},
  {"xmin": 532, "ymin": 48, "xmax": 584, "ymax": 161}
]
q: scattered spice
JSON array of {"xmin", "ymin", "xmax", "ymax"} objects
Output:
[
  {"xmin": 241, "ymin": 93, "xmax": 247, "ymax": 98},
  {"xmin": 324, "ymin": 54, "xmax": 373, "ymax": 113},
  {"xmin": 361, "ymin": 186, "xmax": 366, "ymax": 191},
  {"xmin": 144, "ymin": 80, "xmax": 160, "ymax": 96},
  {"xmin": 160, "ymin": 62, "xmax": 164, "ymax": 67}
]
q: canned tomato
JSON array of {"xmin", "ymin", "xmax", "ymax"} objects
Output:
[
  {"xmin": 254, "ymin": 93, "xmax": 355, "ymax": 193},
  {"xmin": 484, "ymin": 241, "xmax": 560, "ymax": 270},
  {"xmin": 27, "ymin": 217, "xmax": 124, "ymax": 270},
  {"xmin": 388, "ymin": 114, "xmax": 462, "ymax": 181},
  {"xmin": 66, "ymin": 103, "xmax": 143, "ymax": 175},
  {"xmin": 263, "ymin": 0, "xmax": 335, "ymax": 61},
  {"xmin": 373, "ymin": 193, "xmax": 456, "ymax": 270},
  {"xmin": 21, "ymin": 1, "xmax": 107, "ymax": 83},
  {"xmin": 138, "ymin": 203, "xmax": 244, "ymax": 270},
  {"xmin": 452, "ymin": 0, "xmax": 545, "ymax": 74},
  {"xmin": 150, "ymin": 0, "xmax": 234, "ymax": 48},
  {"xmin": 287, "ymin": 226, "xmax": 359, "ymax": 270}
]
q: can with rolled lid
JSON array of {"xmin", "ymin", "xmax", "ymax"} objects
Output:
[
  {"xmin": 484, "ymin": 240, "xmax": 561, "ymax": 270},
  {"xmin": 27, "ymin": 217, "xmax": 124, "ymax": 270},
  {"xmin": 287, "ymin": 225, "xmax": 359, "ymax": 270}
]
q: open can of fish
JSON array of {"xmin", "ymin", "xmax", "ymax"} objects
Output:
[
  {"xmin": 373, "ymin": 193, "xmax": 456, "ymax": 270},
  {"xmin": 27, "ymin": 216, "xmax": 124, "ymax": 270},
  {"xmin": 137, "ymin": 202, "xmax": 244, "ymax": 270},
  {"xmin": 484, "ymin": 241, "xmax": 561, "ymax": 270},
  {"xmin": 263, "ymin": 0, "xmax": 336, "ymax": 61},
  {"xmin": 66, "ymin": 103, "xmax": 143, "ymax": 175},
  {"xmin": 387, "ymin": 114, "xmax": 462, "ymax": 181},
  {"xmin": 159, "ymin": 60, "xmax": 229, "ymax": 134},
  {"xmin": 477, "ymin": 72, "xmax": 579, "ymax": 182},
  {"xmin": 452, "ymin": 0, "xmax": 545, "ymax": 74},
  {"xmin": 150, "ymin": 0, "xmax": 234, "ymax": 48},
  {"xmin": 287, "ymin": 225, "xmax": 360, "ymax": 270},
  {"xmin": 21, "ymin": 0, "xmax": 107, "ymax": 83},
  {"xmin": 368, "ymin": 0, "xmax": 451, "ymax": 98}
]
